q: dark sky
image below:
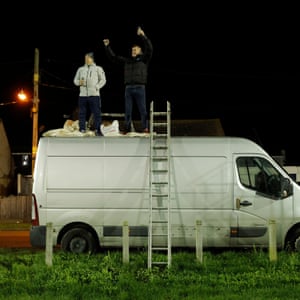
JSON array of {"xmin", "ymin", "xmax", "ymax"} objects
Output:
[{"xmin": 1, "ymin": 3, "xmax": 300, "ymax": 164}]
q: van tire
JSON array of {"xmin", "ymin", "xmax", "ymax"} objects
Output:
[
  {"xmin": 285, "ymin": 228, "xmax": 300, "ymax": 252},
  {"xmin": 61, "ymin": 228, "xmax": 97, "ymax": 254}
]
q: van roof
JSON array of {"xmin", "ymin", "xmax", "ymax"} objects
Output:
[{"xmin": 38, "ymin": 136, "xmax": 269, "ymax": 158}]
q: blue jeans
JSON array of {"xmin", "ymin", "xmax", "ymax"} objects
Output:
[
  {"xmin": 125, "ymin": 85, "xmax": 148, "ymax": 131},
  {"xmin": 78, "ymin": 96, "xmax": 101, "ymax": 132}
]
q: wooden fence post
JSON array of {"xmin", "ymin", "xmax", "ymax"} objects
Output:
[
  {"xmin": 45, "ymin": 222, "xmax": 53, "ymax": 266},
  {"xmin": 196, "ymin": 220, "xmax": 203, "ymax": 263},
  {"xmin": 123, "ymin": 221, "xmax": 129, "ymax": 263},
  {"xmin": 269, "ymin": 219, "xmax": 277, "ymax": 262}
]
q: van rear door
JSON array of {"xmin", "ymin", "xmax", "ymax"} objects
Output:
[{"xmin": 232, "ymin": 154, "xmax": 294, "ymax": 248}]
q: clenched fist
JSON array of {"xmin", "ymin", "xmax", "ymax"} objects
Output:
[
  {"xmin": 103, "ymin": 39, "xmax": 110, "ymax": 46},
  {"xmin": 137, "ymin": 26, "xmax": 145, "ymax": 36}
]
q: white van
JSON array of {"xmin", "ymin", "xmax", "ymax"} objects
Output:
[{"xmin": 30, "ymin": 136, "xmax": 300, "ymax": 253}]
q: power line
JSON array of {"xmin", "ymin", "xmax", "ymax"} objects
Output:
[
  {"xmin": 40, "ymin": 69, "xmax": 75, "ymax": 91},
  {"xmin": 40, "ymin": 82, "xmax": 76, "ymax": 91}
]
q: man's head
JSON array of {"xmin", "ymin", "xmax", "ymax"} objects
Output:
[
  {"xmin": 85, "ymin": 52, "xmax": 94, "ymax": 65},
  {"xmin": 131, "ymin": 44, "xmax": 142, "ymax": 57}
]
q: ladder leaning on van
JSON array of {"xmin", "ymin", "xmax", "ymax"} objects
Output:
[{"xmin": 148, "ymin": 101, "xmax": 171, "ymax": 268}]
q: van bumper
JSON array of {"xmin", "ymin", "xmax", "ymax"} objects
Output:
[{"xmin": 30, "ymin": 225, "xmax": 46, "ymax": 248}]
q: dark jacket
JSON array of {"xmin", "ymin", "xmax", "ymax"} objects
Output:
[{"xmin": 105, "ymin": 35, "xmax": 153, "ymax": 85}]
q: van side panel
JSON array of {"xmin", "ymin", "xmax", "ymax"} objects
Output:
[
  {"xmin": 47, "ymin": 157, "xmax": 149, "ymax": 191},
  {"xmin": 31, "ymin": 137, "xmax": 268, "ymax": 250},
  {"xmin": 171, "ymin": 157, "xmax": 231, "ymax": 208}
]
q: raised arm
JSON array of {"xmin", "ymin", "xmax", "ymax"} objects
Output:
[
  {"xmin": 137, "ymin": 26, "xmax": 153, "ymax": 63},
  {"xmin": 103, "ymin": 39, "xmax": 126, "ymax": 65}
]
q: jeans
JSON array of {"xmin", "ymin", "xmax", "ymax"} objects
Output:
[
  {"xmin": 78, "ymin": 96, "xmax": 101, "ymax": 132},
  {"xmin": 124, "ymin": 85, "xmax": 148, "ymax": 131}
]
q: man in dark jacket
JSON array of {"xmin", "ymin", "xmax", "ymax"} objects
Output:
[{"xmin": 103, "ymin": 26, "xmax": 153, "ymax": 133}]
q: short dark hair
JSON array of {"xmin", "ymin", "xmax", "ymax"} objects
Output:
[
  {"xmin": 132, "ymin": 43, "xmax": 141, "ymax": 48},
  {"xmin": 85, "ymin": 52, "xmax": 94, "ymax": 59},
  {"xmin": 131, "ymin": 44, "xmax": 143, "ymax": 53}
]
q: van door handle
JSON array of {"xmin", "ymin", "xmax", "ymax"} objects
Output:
[{"xmin": 240, "ymin": 200, "xmax": 252, "ymax": 207}]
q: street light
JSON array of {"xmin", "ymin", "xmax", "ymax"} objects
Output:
[
  {"xmin": 16, "ymin": 89, "xmax": 31, "ymax": 105},
  {"xmin": 0, "ymin": 89, "xmax": 30, "ymax": 106},
  {"xmin": 17, "ymin": 89, "xmax": 28, "ymax": 102}
]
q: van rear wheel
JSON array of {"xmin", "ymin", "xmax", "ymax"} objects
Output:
[{"xmin": 61, "ymin": 228, "xmax": 97, "ymax": 254}]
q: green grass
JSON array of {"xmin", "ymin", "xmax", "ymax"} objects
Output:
[{"xmin": 1, "ymin": 248, "xmax": 300, "ymax": 299}]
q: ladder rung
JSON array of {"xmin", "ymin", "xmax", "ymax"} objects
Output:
[
  {"xmin": 153, "ymin": 146, "xmax": 168, "ymax": 150},
  {"xmin": 152, "ymin": 182, "xmax": 168, "ymax": 185},
  {"xmin": 151, "ymin": 207, "xmax": 168, "ymax": 211},
  {"xmin": 152, "ymin": 261, "xmax": 168, "ymax": 265},
  {"xmin": 151, "ymin": 194, "xmax": 169, "ymax": 197},
  {"xmin": 153, "ymin": 112, "xmax": 167, "ymax": 116},
  {"xmin": 152, "ymin": 233, "xmax": 168, "ymax": 236},
  {"xmin": 153, "ymin": 157, "xmax": 168, "ymax": 161},
  {"xmin": 152, "ymin": 170, "xmax": 168, "ymax": 173},
  {"xmin": 152, "ymin": 247, "xmax": 168, "ymax": 251},
  {"xmin": 152, "ymin": 122, "xmax": 168, "ymax": 127},
  {"xmin": 151, "ymin": 213, "xmax": 168, "ymax": 216},
  {"xmin": 154, "ymin": 134, "xmax": 168, "ymax": 138},
  {"xmin": 152, "ymin": 166, "xmax": 168, "ymax": 169}
]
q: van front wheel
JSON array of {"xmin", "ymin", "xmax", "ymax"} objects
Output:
[
  {"xmin": 61, "ymin": 228, "xmax": 97, "ymax": 254},
  {"xmin": 286, "ymin": 228, "xmax": 300, "ymax": 252}
]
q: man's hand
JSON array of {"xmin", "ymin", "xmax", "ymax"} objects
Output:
[
  {"xmin": 103, "ymin": 39, "xmax": 110, "ymax": 46},
  {"xmin": 137, "ymin": 26, "xmax": 145, "ymax": 36},
  {"xmin": 79, "ymin": 79, "xmax": 86, "ymax": 86}
]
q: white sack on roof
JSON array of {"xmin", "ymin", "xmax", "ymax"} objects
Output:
[{"xmin": 42, "ymin": 119, "xmax": 149, "ymax": 137}]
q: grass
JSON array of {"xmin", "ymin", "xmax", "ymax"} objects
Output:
[{"xmin": 0, "ymin": 248, "xmax": 300, "ymax": 299}]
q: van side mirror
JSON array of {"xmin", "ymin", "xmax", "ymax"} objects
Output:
[{"xmin": 281, "ymin": 177, "xmax": 293, "ymax": 198}]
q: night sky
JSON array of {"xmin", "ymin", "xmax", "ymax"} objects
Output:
[{"xmin": 1, "ymin": 4, "xmax": 300, "ymax": 164}]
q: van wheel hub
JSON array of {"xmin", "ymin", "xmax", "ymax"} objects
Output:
[{"xmin": 69, "ymin": 237, "xmax": 87, "ymax": 253}]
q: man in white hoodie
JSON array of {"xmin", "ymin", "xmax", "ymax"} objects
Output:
[{"xmin": 74, "ymin": 52, "xmax": 106, "ymax": 135}]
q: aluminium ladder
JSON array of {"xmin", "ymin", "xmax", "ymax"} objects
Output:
[{"xmin": 148, "ymin": 101, "xmax": 171, "ymax": 268}]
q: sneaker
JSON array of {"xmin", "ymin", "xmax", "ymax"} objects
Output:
[
  {"xmin": 80, "ymin": 129, "xmax": 86, "ymax": 133},
  {"xmin": 95, "ymin": 130, "xmax": 103, "ymax": 136}
]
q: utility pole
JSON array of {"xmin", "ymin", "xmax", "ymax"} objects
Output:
[{"xmin": 32, "ymin": 48, "xmax": 39, "ymax": 175}]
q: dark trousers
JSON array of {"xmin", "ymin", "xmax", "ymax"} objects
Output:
[
  {"xmin": 78, "ymin": 96, "xmax": 101, "ymax": 132},
  {"xmin": 124, "ymin": 85, "xmax": 148, "ymax": 131}
]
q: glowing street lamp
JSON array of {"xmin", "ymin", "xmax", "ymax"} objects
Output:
[
  {"xmin": 0, "ymin": 89, "xmax": 29, "ymax": 106},
  {"xmin": 17, "ymin": 89, "xmax": 28, "ymax": 102}
]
